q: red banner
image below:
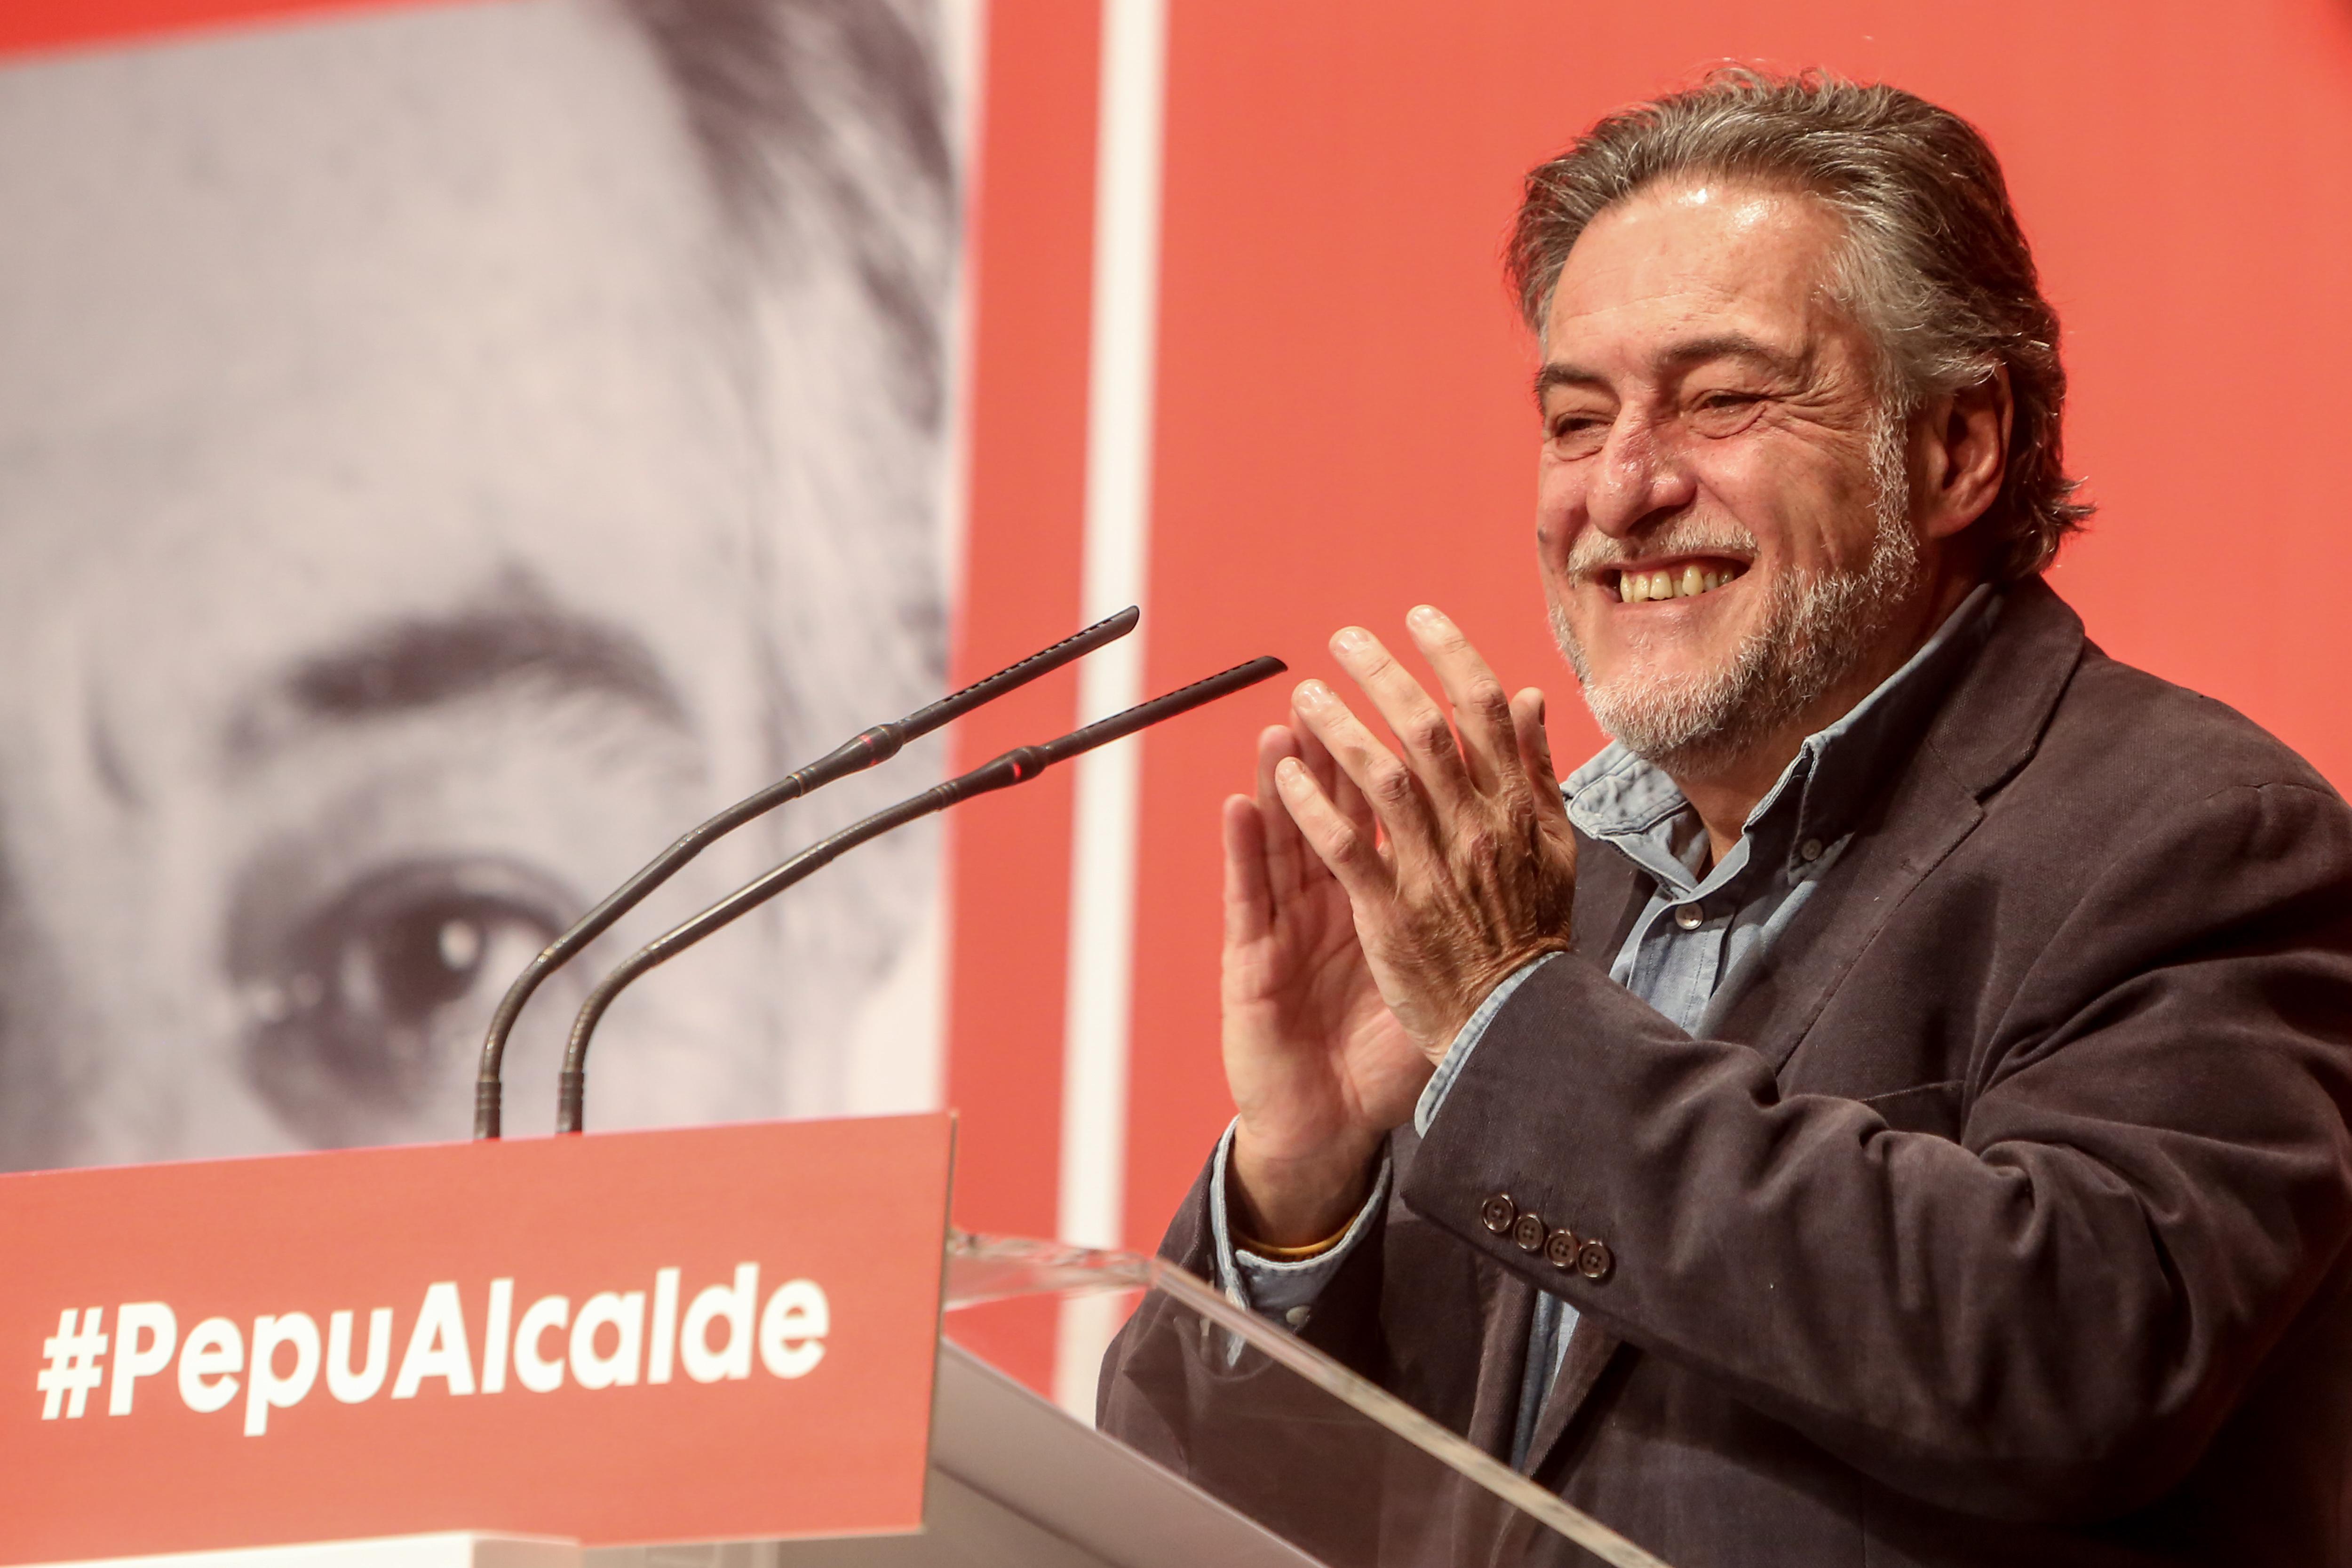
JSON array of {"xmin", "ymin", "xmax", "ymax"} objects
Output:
[{"xmin": 0, "ymin": 1115, "xmax": 953, "ymax": 1560}]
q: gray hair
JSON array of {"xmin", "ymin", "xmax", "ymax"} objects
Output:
[
  {"xmin": 618, "ymin": 0, "xmax": 956, "ymax": 430},
  {"xmin": 1509, "ymin": 67, "xmax": 2090, "ymax": 581}
]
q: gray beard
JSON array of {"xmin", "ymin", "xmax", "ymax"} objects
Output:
[{"xmin": 1553, "ymin": 412, "xmax": 1923, "ymax": 780}]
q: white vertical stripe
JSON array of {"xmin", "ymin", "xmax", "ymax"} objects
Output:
[
  {"xmin": 886, "ymin": 0, "xmax": 983, "ymax": 1121},
  {"xmin": 1054, "ymin": 0, "xmax": 1167, "ymax": 1418},
  {"xmin": 1060, "ymin": 0, "xmax": 1166, "ymax": 1253},
  {"xmin": 933, "ymin": 0, "xmax": 987, "ymax": 626}
]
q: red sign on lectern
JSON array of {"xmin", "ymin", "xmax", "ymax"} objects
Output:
[{"xmin": 0, "ymin": 1113, "xmax": 954, "ymax": 1562}]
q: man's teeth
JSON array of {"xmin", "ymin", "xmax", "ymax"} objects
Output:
[{"xmin": 1620, "ymin": 565, "xmax": 1738, "ymax": 604}]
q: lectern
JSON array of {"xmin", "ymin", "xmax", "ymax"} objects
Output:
[{"xmin": 0, "ymin": 1117, "xmax": 1669, "ymax": 1568}]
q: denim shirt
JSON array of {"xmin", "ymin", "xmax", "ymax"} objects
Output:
[{"xmin": 1209, "ymin": 584, "xmax": 2000, "ymax": 1468}]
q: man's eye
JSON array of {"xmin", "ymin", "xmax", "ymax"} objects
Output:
[
  {"xmin": 1546, "ymin": 414, "xmax": 1610, "ymax": 458},
  {"xmin": 230, "ymin": 858, "xmax": 575, "ymax": 1144},
  {"xmin": 1689, "ymin": 393, "xmax": 1766, "ymax": 436}
]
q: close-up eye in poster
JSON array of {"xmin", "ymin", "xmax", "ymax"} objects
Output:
[{"xmin": 0, "ymin": 0, "xmax": 963, "ymax": 1163}]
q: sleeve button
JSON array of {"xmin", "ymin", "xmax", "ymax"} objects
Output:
[
  {"xmin": 1575, "ymin": 1240, "xmax": 1614, "ymax": 1281},
  {"xmin": 1511, "ymin": 1212, "xmax": 1548, "ymax": 1253},
  {"xmin": 1544, "ymin": 1228, "xmax": 1581, "ymax": 1269},
  {"xmin": 1479, "ymin": 1194, "xmax": 1517, "ymax": 1234}
]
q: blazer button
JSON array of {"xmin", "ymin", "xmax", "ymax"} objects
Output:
[
  {"xmin": 1511, "ymin": 1212, "xmax": 1548, "ymax": 1253},
  {"xmin": 1479, "ymin": 1194, "xmax": 1517, "ymax": 1234},
  {"xmin": 1575, "ymin": 1240, "xmax": 1614, "ymax": 1281},
  {"xmin": 1544, "ymin": 1227, "xmax": 1581, "ymax": 1270}
]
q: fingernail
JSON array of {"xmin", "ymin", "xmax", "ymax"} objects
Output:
[
  {"xmin": 1275, "ymin": 756, "xmax": 1307, "ymax": 784},
  {"xmin": 1332, "ymin": 627, "xmax": 1370, "ymax": 651},
  {"xmin": 1409, "ymin": 604, "xmax": 1444, "ymax": 627},
  {"xmin": 1295, "ymin": 680, "xmax": 1330, "ymax": 707}
]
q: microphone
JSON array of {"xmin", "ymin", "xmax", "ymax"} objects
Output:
[
  {"xmin": 554, "ymin": 653, "xmax": 1288, "ymax": 1133},
  {"xmin": 472, "ymin": 605, "xmax": 1141, "ymax": 1138}
]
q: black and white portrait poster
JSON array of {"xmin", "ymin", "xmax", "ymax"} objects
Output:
[{"xmin": 0, "ymin": 0, "xmax": 969, "ymax": 1163}]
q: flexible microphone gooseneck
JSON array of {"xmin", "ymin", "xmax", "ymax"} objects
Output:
[
  {"xmin": 554, "ymin": 653, "xmax": 1287, "ymax": 1134},
  {"xmin": 471, "ymin": 606, "xmax": 1141, "ymax": 1138}
]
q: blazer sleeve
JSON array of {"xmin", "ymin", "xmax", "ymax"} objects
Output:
[{"xmin": 1406, "ymin": 779, "xmax": 2352, "ymax": 1524}]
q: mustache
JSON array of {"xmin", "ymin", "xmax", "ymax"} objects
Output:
[{"xmin": 1564, "ymin": 520, "xmax": 1760, "ymax": 576}]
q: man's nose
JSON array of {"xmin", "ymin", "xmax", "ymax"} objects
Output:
[{"xmin": 1589, "ymin": 418, "xmax": 1697, "ymax": 537}]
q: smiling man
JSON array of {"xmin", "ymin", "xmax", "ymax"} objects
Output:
[{"xmin": 1104, "ymin": 71, "xmax": 2352, "ymax": 1567}]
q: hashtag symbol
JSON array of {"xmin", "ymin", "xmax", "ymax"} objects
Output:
[{"xmin": 37, "ymin": 1308, "xmax": 107, "ymax": 1420}]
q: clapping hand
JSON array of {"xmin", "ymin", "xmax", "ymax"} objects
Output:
[{"xmin": 1224, "ymin": 605, "xmax": 1578, "ymax": 1247}]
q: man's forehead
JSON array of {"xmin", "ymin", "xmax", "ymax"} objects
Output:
[
  {"xmin": 0, "ymin": 0, "xmax": 715, "ymax": 440},
  {"xmin": 1540, "ymin": 179, "xmax": 1848, "ymax": 374}
]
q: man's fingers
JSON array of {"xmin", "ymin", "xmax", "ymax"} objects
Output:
[
  {"xmin": 1295, "ymin": 707, "xmax": 1380, "ymax": 853},
  {"xmin": 1291, "ymin": 702, "xmax": 1345, "ymax": 800},
  {"xmin": 1222, "ymin": 793, "xmax": 1273, "ymax": 947},
  {"xmin": 1511, "ymin": 688, "xmax": 1574, "ymax": 828},
  {"xmin": 1404, "ymin": 605, "xmax": 1519, "ymax": 796},
  {"xmin": 1254, "ymin": 724, "xmax": 1314, "ymax": 895},
  {"xmin": 1292, "ymin": 676, "xmax": 1441, "ymax": 858},
  {"xmin": 1332, "ymin": 748, "xmax": 1382, "ymax": 856},
  {"xmin": 1326, "ymin": 626, "xmax": 1475, "ymax": 814},
  {"xmin": 1274, "ymin": 754, "xmax": 1393, "ymax": 901}
]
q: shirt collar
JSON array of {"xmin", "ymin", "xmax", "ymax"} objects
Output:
[{"xmin": 1564, "ymin": 583, "xmax": 2002, "ymax": 884}]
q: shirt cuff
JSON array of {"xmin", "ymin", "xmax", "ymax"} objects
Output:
[
  {"xmin": 1208, "ymin": 1119, "xmax": 1392, "ymax": 1325},
  {"xmin": 1413, "ymin": 953, "xmax": 1560, "ymax": 1137}
]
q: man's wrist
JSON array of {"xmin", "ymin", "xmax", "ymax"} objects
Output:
[
  {"xmin": 1227, "ymin": 1129, "xmax": 1383, "ymax": 1248},
  {"xmin": 1413, "ymin": 941, "xmax": 1576, "ymax": 1063},
  {"xmin": 1232, "ymin": 1216, "xmax": 1355, "ymax": 1261}
]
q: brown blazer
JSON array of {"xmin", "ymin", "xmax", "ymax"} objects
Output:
[{"xmin": 1103, "ymin": 580, "xmax": 2352, "ymax": 1567}]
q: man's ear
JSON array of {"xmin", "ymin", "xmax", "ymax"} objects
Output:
[{"xmin": 1917, "ymin": 363, "xmax": 2011, "ymax": 543}]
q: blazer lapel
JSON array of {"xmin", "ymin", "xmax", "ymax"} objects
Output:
[
  {"xmin": 1716, "ymin": 581, "xmax": 2086, "ymax": 1073},
  {"xmin": 1717, "ymin": 756, "xmax": 1986, "ymax": 1074},
  {"xmin": 1521, "ymin": 1317, "xmax": 1625, "ymax": 1474},
  {"xmin": 1466, "ymin": 1273, "xmax": 1538, "ymax": 1458},
  {"xmin": 1570, "ymin": 829, "xmax": 1651, "ymax": 960}
]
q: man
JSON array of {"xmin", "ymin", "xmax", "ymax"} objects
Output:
[
  {"xmin": 0, "ymin": 0, "xmax": 957, "ymax": 1162},
  {"xmin": 1104, "ymin": 70, "xmax": 2352, "ymax": 1567}
]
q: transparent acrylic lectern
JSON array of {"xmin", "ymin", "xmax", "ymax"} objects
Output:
[{"xmin": 915, "ymin": 1233, "xmax": 1678, "ymax": 1568}]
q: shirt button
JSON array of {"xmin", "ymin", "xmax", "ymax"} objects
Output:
[
  {"xmin": 1544, "ymin": 1227, "xmax": 1581, "ymax": 1270},
  {"xmin": 1672, "ymin": 902, "xmax": 1704, "ymax": 931},
  {"xmin": 1479, "ymin": 1194, "xmax": 1517, "ymax": 1234},
  {"xmin": 1800, "ymin": 837, "xmax": 1825, "ymax": 862},
  {"xmin": 1576, "ymin": 1240, "xmax": 1615, "ymax": 1281},
  {"xmin": 1512, "ymin": 1212, "xmax": 1549, "ymax": 1253}
]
